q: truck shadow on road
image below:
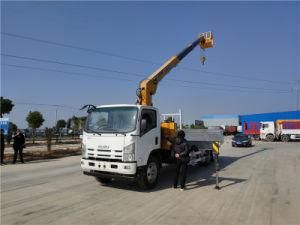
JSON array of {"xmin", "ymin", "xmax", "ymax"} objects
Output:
[{"xmin": 104, "ymin": 147, "xmax": 273, "ymax": 192}]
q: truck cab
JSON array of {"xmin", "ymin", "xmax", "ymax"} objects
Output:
[
  {"xmin": 260, "ymin": 121, "xmax": 275, "ymax": 141},
  {"xmin": 81, "ymin": 104, "xmax": 162, "ymax": 189}
]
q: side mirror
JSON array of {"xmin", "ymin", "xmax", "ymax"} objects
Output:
[{"xmin": 141, "ymin": 118, "xmax": 147, "ymax": 134}]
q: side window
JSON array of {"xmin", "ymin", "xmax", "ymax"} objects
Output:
[
  {"xmin": 140, "ymin": 109, "xmax": 157, "ymax": 135},
  {"xmin": 262, "ymin": 124, "xmax": 269, "ymax": 129}
]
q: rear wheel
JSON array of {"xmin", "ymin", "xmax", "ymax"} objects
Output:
[
  {"xmin": 266, "ymin": 134, "xmax": 275, "ymax": 142},
  {"xmin": 137, "ymin": 155, "xmax": 159, "ymax": 190},
  {"xmin": 202, "ymin": 150, "xmax": 211, "ymax": 166},
  {"xmin": 281, "ymin": 135, "xmax": 290, "ymax": 142},
  {"xmin": 95, "ymin": 177, "xmax": 112, "ymax": 185}
]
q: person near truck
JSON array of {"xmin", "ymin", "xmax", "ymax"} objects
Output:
[
  {"xmin": 171, "ymin": 130, "xmax": 190, "ymax": 190},
  {"xmin": 12, "ymin": 129, "xmax": 25, "ymax": 164},
  {"xmin": 1, "ymin": 129, "xmax": 5, "ymax": 165}
]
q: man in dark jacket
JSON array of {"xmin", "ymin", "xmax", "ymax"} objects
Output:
[
  {"xmin": 1, "ymin": 129, "xmax": 5, "ymax": 165},
  {"xmin": 13, "ymin": 129, "xmax": 25, "ymax": 164},
  {"xmin": 171, "ymin": 130, "xmax": 189, "ymax": 190}
]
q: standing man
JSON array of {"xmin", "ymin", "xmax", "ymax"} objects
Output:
[
  {"xmin": 1, "ymin": 129, "xmax": 5, "ymax": 165},
  {"xmin": 172, "ymin": 130, "xmax": 189, "ymax": 190},
  {"xmin": 12, "ymin": 129, "xmax": 25, "ymax": 164}
]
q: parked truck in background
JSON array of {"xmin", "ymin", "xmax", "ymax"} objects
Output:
[
  {"xmin": 260, "ymin": 120, "xmax": 300, "ymax": 142},
  {"xmin": 80, "ymin": 32, "xmax": 220, "ymax": 189},
  {"xmin": 222, "ymin": 125, "xmax": 238, "ymax": 136},
  {"xmin": 243, "ymin": 121, "xmax": 260, "ymax": 139}
]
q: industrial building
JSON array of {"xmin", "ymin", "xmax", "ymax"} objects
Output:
[
  {"xmin": 240, "ymin": 110, "xmax": 300, "ymax": 136},
  {"xmin": 200, "ymin": 114, "xmax": 239, "ymax": 128},
  {"xmin": 200, "ymin": 111, "xmax": 300, "ymax": 135}
]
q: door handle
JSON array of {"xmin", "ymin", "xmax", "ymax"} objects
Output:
[{"xmin": 155, "ymin": 136, "xmax": 158, "ymax": 145}]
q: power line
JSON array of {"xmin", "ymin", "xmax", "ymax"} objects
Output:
[
  {"xmin": 1, "ymin": 53, "xmax": 145, "ymax": 78},
  {"xmin": 2, "ymin": 63, "xmax": 135, "ymax": 82},
  {"xmin": 178, "ymin": 66, "xmax": 290, "ymax": 85},
  {"xmin": 1, "ymin": 31, "xmax": 157, "ymax": 65},
  {"xmin": 15, "ymin": 102, "xmax": 80, "ymax": 110},
  {"xmin": 3, "ymin": 63, "xmax": 290, "ymax": 95},
  {"xmin": 1, "ymin": 31, "xmax": 292, "ymax": 85},
  {"xmin": 1, "ymin": 54, "xmax": 292, "ymax": 93}
]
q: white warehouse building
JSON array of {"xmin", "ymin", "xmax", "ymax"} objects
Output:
[{"xmin": 200, "ymin": 114, "xmax": 239, "ymax": 128}]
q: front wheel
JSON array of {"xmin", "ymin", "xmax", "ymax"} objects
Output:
[
  {"xmin": 266, "ymin": 134, "xmax": 275, "ymax": 142},
  {"xmin": 137, "ymin": 155, "xmax": 159, "ymax": 190},
  {"xmin": 281, "ymin": 135, "xmax": 290, "ymax": 142}
]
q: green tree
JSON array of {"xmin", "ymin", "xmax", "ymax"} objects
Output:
[
  {"xmin": 68, "ymin": 116, "xmax": 79, "ymax": 138},
  {"xmin": 71, "ymin": 116, "xmax": 80, "ymax": 131},
  {"xmin": 44, "ymin": 127, "xmax": 53, "ymax": 151},
  {"xmin": 190, "ymin": 124, "xmax": 195, "ymax": 129},
  {"xmin": 0, "ymin": 97, "xmax": 14, "ymax": 118},
  {"xmin": 56, "ymin": 119, "xmax": 67, "ymax": 130},
  {"xmin": 55, "ymin": 119, "xmax": 67, "ymax": 142},
  {"xmin": 67, "ymin": 116, "xmax": 86, "ymax": 137},
  {"xmin": 78, "ymin": 116, "xmax": 87, "ymax": 130},
  {"xmin": 164, "ymin": 117, "xmax": 174, "ymax": 122},
  {"xmin": 182, "ymin": 124, "xmax": 189, "ymax": 129},
  {"xmin": 26, "ymin": 111, "xmax": 45, "ymax": 143}
]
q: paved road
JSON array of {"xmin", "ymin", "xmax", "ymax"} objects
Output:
[{"xmin": 1, "ymin": 139, "xmax": 300, "ymax": 225}]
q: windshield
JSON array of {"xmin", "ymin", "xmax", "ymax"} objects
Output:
[
  {"xmin": 85, "ymin": 107, "xmax": 138, "ymax": 133},
  {"xmin": 234, "ymin": 134, "xmax": 249, "ymax": 140}
]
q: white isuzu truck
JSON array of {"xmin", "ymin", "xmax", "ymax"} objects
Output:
[
  {"xmin": 80, "ymin": 32, "xmax": 220, "ymax": 189},
  {"xmin": 260, "ymin": 120, "xmax": 300, "ymax": 142}
]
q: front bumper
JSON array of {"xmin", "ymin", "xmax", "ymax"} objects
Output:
[
  {"xmin": 81, "ymin": 158, "xmax": 137, "ymax": 176},
  {"xmin": 232, "ymin": 141, "xmax": 251, "ymax": 147}
]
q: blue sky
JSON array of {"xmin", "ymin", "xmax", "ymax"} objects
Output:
[{"xmin": 1, "ymin": 1, "xmax": 299, "ymax": 128}]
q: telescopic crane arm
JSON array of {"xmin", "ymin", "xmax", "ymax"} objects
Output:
[{"xmin": 137, "ymin": 32, "xmax": 214, "ymax": 106}]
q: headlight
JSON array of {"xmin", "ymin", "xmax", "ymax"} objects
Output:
[
  {"xmin": 123, "ymin": 143, "xmax": 135, "ymax": 161},
  {"xmin": 123, "ymin": 153, "xmax": 135, "ymax": 161},
  {"xmin": 81, "ymin": 143, "xmax": 86, "ymax": 157},
  {"xmin": 124, "ymin": 143, "xmax": 135, "ymax": 154}
]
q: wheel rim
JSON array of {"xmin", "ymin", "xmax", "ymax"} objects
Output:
[
  {"xmin": 267, "ymin": 135, "xmax": 273, "ymax": 141},
  {"xmin": 147, "ymin": 162, "xmax": 157, "ymax": 184},
  {"xmin": 282, "ymin": 136, "xmax": 289, "ymax": 142}
]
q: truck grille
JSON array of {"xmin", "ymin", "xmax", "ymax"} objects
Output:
[{"xmin": 87, "ymin": 148, "xmax": 123, "ymax": 161}]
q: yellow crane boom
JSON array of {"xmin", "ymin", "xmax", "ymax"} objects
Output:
[{"xmin": 137, "ymin": 32, "xmax": 214, "ymax": 106}]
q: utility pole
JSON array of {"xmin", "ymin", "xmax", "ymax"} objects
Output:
[
  {"xmin": 297, "ymin": 80, "xmax": 300, "ymax": 111},
  {"xmin": 55, "ymin": 106, "xmax": 58, "ymax": 128},
  {"xmin": 297, "ymin": 87, "xmax": 299, "ymax": 111}
]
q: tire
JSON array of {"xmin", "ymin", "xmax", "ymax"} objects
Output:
[
  {"xmin": 266, "ymin": 134, "xmax": 275, "ymax": 142},
  {"xmin": 137, "ymin": 155, "xmax": 159, "ymax": 190},
  {"xmin": 202, "ymin": 150, "xmax": 211, "ymax": 166},
  {"xmin": 281, "ymin": 135, "xmax": 290, "ymax": 142},
  {"xmin": 95, "ymin": 177, "xmax": 112, "ymax": 185},
  {"xmin": 232, "ymin": 143, "xmax": 236, "ymax": 147}
]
